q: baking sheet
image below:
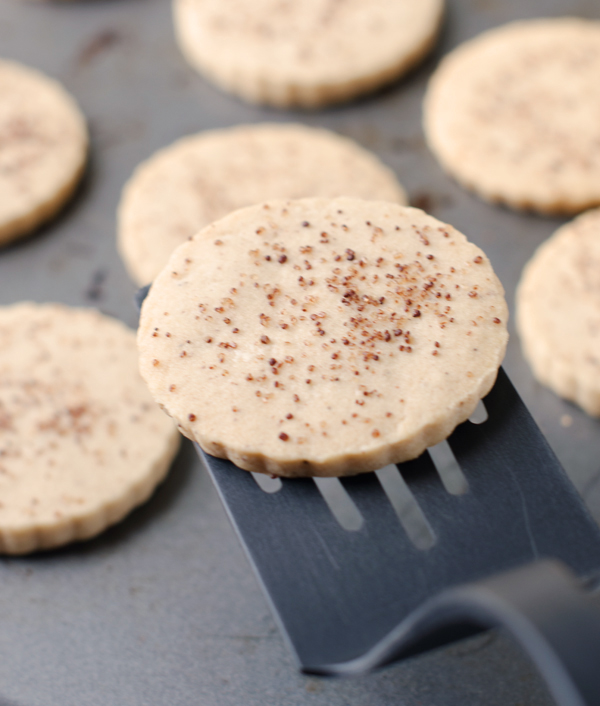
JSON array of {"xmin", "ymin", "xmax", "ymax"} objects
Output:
[{"xmin": 1, "ymin": 1, "xmax": 600, "ymax": 704}]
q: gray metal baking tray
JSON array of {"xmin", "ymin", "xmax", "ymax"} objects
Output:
[{"xmin": 1, "ymin": 1, "xmax": 600, "ymax": 704}]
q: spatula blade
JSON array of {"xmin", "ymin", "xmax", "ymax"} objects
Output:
[{"xmin": 198, "ymin": 369, "xmax": 600, "ymax": 670}]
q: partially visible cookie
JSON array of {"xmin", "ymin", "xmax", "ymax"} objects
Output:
[
  {"xmin": 118, "ymin": 123, "xmax": 407, "ymax": 285},
  {"xmin": 517, "ymin": 209, "xmax": 600, "ymax": 415},
  {"xmin": 0, "ymin": 59, "xmax": 88, "ymax": 244},
  {"xmin": 138, "ymin": 197, "xmax": 508, "ymax": 478},
  {"xmin": 424, "ymin": 18, "xmax": 600, "ymax": 214},
  {"xmin": 172, "ymin": 0, "xmax": 444, "ymax": 108},
  {"xmin": 0, "ymin": 303, "xmax": 180, "ymax": 555}
]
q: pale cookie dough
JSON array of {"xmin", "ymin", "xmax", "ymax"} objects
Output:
[
  {"xmin": 517, "ymin": 208, "xmax": 600, "ymax": 415},
  {"xmin": 0, "ymin": 303, "xmax": 180, "ymax": 555},
  {"xmin": 0, "ymin": 60, "xmax": 88, "ymax": 244},
  {"xmin": 424, "ymin": 18, "xmax": 600, "ymax": 215},
  {"xmin": 138, "ymin": 197, "xmax": 508, "ymax": 477},
  {"xmin": 118, "ymin": 123, "xmax": 407, "ymax": 285},
  {"xmin": 173, "ymin": 0, "xmax": 444, "ymax": 108}
]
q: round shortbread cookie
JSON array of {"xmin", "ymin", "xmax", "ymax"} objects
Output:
[
  {"xmin": 424, "ymin": 18, "xmax": 600, "ymax": 215},
  {"xmin": 172, "ymin": 0, "xmax": 444, "ymax": 109},
  {"xmin": 118, "ymin": 123, "xmax": 407, "ymax": 285},
  {"xmin": 0, "ymin": 60, "xmax": 88, "ymax": 244},
  {"xmin": 0, "ymin": 303, "xmax": 180, "ymax": 555},
  {"xmin": 138, "ymin": 197, "xmax": 508, "ymax": 477},
  {"xmin": 517, "ymin": 209, "xmax": 600, "ymax": 415}
]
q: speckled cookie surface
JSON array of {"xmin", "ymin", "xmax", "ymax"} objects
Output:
[
  {"xmin": 517, "ymin": 209, "xmax": 600, "ymax": 415},
  {"xmin": 0, "ymin": 303, "xmax": 180, "ymax": 555},
  {"xmin": 118, "ymin": 123, "xmax": 407, "ymax": 285},
  {"xmin": 0, "ymin": 60, "xmax": 88, "ymax": 244},
  {"xmin": 424, "ymin": 18, "xmax": 600, "ymax": 214},
  {"xmin": 138, "ymin": 197, "xmax": 507, "ymax": 477},
  {"xmin": 173, "ymin": 0, "xmax": 444, "ymax": 108}
]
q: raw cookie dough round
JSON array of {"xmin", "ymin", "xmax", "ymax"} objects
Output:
[
  {"xmin": 118, "ymin": 123, "xmax": 407, "ymax": 285},
  {"xmin": 0, "ymin": 303, "xmax": 180, "ymax": 555},
  {"xmin": 172, "ymin": 0, "xmax": 445, "ymax": 108},
  {"xmin": 517, "ymin": 208, "xmax": 600, "ymax": 415},
  {"xmin": 424, "ymin": 18, "xmax": 600, "ymax": 215},
  {"xmin": 138, "ymin": 197, "xmax": 508, "ymax": 477},
  {"xmin": 0, "ymin": 59, "xmax": 88, "ymax": 244}
]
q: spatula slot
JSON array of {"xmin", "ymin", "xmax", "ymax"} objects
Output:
[
  {"xmin": 251, "ymin": 472, "xmax": 283, "ymax": 493},
  {"xmin": 313, "ymin": 477, "xmax": 364, "ymax": 531},
  {"xmin": 468, "ymin": 399, "xmax": 488, "ymax": 424},
  {"xmin": 427, "ymin": 441, "xmax": 469, "ymax": 496},
  {"xmin": 375, "ymin": 465, "xmax": 436, "ymax": 550}
]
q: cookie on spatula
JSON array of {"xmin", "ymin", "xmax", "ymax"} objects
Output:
[{"xmin": 138, "ymin": 197, "xmax": 508, "ymax": 477}]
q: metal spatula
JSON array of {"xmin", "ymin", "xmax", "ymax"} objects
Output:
[{"xmin": 196, "ymin": 368, "xmax": 600, "ymax": 706}]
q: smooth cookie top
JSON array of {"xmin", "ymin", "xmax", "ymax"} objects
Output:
[
  {"xmin": 173, "ymin": 0, "xmax": 444, "ymax": 108},
  {"xmin": 118, "ymin": 123, "xmax": 407, "ymax": 285},
  {"xmin": 139, "ymin": 198, "xmax": 508, "ymax": 477},
  {"xmin": 424, "ymin": 18, "xmax": 600, "ymax": 214},
  {"xmin": 517, "ymin": 208, "xmax": 600, "ymax": 415},
  {"xmin": 0, "ymin": 59, "xmax": 88, "ymax": 243}
]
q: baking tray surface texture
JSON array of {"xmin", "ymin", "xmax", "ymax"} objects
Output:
[{"xmin": 0, "ymin": 1, "xmax": 599, "ymax": 705}]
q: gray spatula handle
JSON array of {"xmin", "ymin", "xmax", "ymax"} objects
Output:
[
  {"xmin": 320, "ymin": 561, "xmax": 600, "ymax": 706},
  {"xmin": 427, "ymin": 561, "xmax": 600, "ymax": 706}
]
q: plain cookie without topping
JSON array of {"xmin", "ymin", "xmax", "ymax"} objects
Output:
[
  {"xmin": 173, "ymin": 0, "xmax": 444, "ymax": 108},
  {"xmin": 0, "ymin": 303, "xmax": 180, "ymax": 555},
  {"xmin": 517, "ymin": 208, "xmax": 600, "ymax": 415},
  {"xmin": 138, "ymin": 197, "xmax": 508, "ymax": 477},
  {"xmin": 424, "ymin": 18, "xmax": 600, "ymax": 214},
  {"xmin": 118, "ymin": 123, "xmax": 407, "ymax": 285},
  {"xmin": 0, "ymin": 59, "xmax": 88, "ymax": 244}
]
